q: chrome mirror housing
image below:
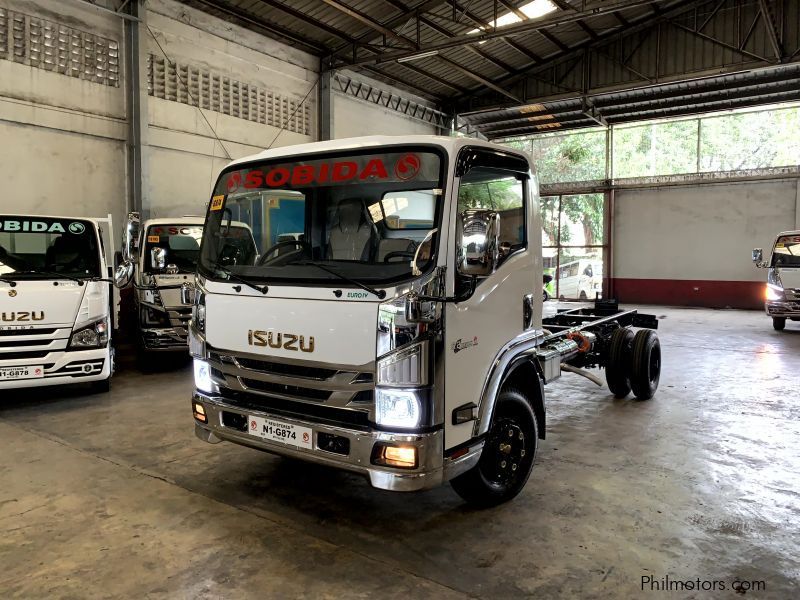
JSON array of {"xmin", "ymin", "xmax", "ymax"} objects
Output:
[
  {"xmin": 405, "ymin": 291, "xmax": 437, "ymax": 324},
  {"xmin": 151, "ymin": 247, "xmax": 167, "ymax": 271},
  {"xmin": 122, "ymin": 212, "xmax": 141, "ymax": 262},
  {"xmin": 456, "ymin": 209, "xmax": 500, "ymax": 277},
  {"xmin": 113, "ymin": 260, "xmax": 134, "ymax": 289}
]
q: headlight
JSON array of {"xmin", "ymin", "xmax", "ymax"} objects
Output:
[
  {"xmin": 375, "ymin": 388, "xmax": 422, "ymax": 428},
  {"xmin": 377, "ymin": 341, "xmax": 428, "ymax": 386},
  {"xmin": 766, "ymin": 283, "xmax": 784, "ymax": 301},
  {"xmin": 193, "ymin": 291, "xmax": 206, "ymax": 333},
  {"xmin": 194, "ymin": 359, "xmax": 214, "ymax": 393},
  {"xmin": 69, "ymin": 318, "xmax": 109, "ymax": 349}
]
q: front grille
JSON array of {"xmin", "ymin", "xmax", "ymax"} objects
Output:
[
  {"xmin": 230, "ymin": 355, "xmax": 338, "ymax": 380},
  {"xmin": 219, "ymin": 388, "xmax": 371, "ymax": 431},
  {"xmin": 240, "ymin": 378, "xmax": 331, "ymax": 401},
  {"xmin": 0, "ymin": 350, "xmax": 51, "ymax": 360},
  {"xmin": 785, "ymin": 288, "xmax": 800, "ymax": 301},
  {"xmin": 0, "ymin": 339, "xmax": 52, "ymax": 348},
  {"xmin": 0, "ymin": 328, "xmax": 57, "ymax": 337}
]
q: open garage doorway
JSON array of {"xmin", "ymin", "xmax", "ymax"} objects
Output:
[{"xmin": 541, "ymin": 193, "xmax": 608, "ymax": 301}]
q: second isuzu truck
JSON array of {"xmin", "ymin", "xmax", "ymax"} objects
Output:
[{"xmin": 186, "ymin": 136, "xmax": 661, "ymax": 506}]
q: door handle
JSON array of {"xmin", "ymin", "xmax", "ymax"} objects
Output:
[{"xmin": 523, "ymin": 293, "xmax": 534, "ymax": 329}]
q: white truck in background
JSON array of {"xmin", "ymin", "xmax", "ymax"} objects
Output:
[
  {"xmin": 0, "ymin": 214, "xmax": 114, "ymax": 392},
  {"xmin": 753, "ymin": 231, "xmax": 800, "ymax": 331},
  {"xmin": 115, "ymin": 215, "xmax": 205, "ymax": 360},
  {"xmin": 185, "ymin": 136, "xmax": 661, "ymax": 506}
]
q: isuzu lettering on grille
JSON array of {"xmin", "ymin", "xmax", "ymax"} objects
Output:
[
  {"xmin": 1, "ymin": 311, "xmax": 45, "ymax": 322},
  {"xmin": 247, "ymin": 330, "xmax": 315, "ymax": 353}
]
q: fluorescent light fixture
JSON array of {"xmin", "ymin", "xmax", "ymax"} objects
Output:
[{"xmin": 397, "ymin": 50, "xmax": 440, "ymax": 63}]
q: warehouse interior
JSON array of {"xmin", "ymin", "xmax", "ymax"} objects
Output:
[{"xmin": 0, "ymin": 0, "xmax": 798, "ymax": 597}]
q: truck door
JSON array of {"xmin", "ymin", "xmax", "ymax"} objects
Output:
[{"xmin": 444, "ymin": 149, "xmax": 540, "ymax": 450}]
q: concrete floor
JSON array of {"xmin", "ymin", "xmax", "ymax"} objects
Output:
[{"xmin": 0, "ymin": 306, "xmax": 798, "ymax": 599}]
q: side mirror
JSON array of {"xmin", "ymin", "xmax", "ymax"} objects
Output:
[
  {"xmin": 405, "ymin": 291, "xmax": 436, "ymax": 324},
  {"xmin": 151, "ymin": 247, "xmax": 167, "ymax": 271},
  {"xmin": 752, "ymin": 248, "xmax": 763, "ymax": 264},
  {"xmin": 456, "ymin": 209, "xmax": 500, "ymax": 277},
  {"xmin": 113, "ymin": 260, "xmax": 134, "ymax": 289},
  {"xmin": 122, "ymin": 212, "xmax": 141, "ymax": 262},
  {"xmin": 180, "ymin": 282, "xmax": 196, "ymax": 305}
]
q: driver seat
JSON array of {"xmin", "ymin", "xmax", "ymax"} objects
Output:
[{"xmin": 327, "ymin": 199, "xmax": 373, "ymax": 261}]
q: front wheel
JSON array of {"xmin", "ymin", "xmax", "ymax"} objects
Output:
[
  {"xmin": 773, "ymin": 317, "xmax": 786, "ymax": 331},
  {"xmin": 451, "ymin": 388, "xmax": 538, "ymax": 508}
]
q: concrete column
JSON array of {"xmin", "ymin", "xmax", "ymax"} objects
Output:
[
  {"xmin": 318, "ymin": 68, "xmax": 333, "ymax": 141},
  {"xmin": 124, "ymin": 0, "xmax": 150, "ymax": 217}
]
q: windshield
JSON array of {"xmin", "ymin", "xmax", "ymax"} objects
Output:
[
  {"xmin": 772, "ymin": 235, "xmax": 800, "ymax": 268},
  {"xmin": 200, "ymin": 148, "xmax": 444, "ymax": 285},
  {"xmin": 0, "ymin": 216, "xmax": 100, "ymax": 279},
  {"xmin": 143, "ymin": 224, "xmax": 204, "ymax": 273}
]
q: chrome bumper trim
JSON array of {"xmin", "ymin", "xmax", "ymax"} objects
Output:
[
  {"xmin": 193, "ymin": 392, "xmax": 447, "ymax": 492},
  {"xmin": 765, "ymin": 301, "xmax": 800, "ymax": 317}
]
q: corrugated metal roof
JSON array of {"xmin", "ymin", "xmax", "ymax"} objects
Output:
[{"xmin": 180, "ymin": 0, "xmax": 800, "ymax": 134}]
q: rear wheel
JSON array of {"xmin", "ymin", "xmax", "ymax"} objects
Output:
[
  {"xmin": 451, "ymin": 388, "xmax": 538, "ymax": 508},
  {"xmin": 605, "ymin": 327, "xmax": 633, "ymax": 398},
  {"xmin": 629, "ymin": 329, "xmax": 661, "ymax": 400},
  {"xmin": 772, "ymin": 317, "xmax": 786, "ymax": 331}
]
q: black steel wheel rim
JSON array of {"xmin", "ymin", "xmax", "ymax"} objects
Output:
[{"xmin": 482, "ymin": 417, "xmax": 528, "ymax": 486}]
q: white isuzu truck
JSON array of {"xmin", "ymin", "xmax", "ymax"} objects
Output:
[
  {"xmin": 0, "ymin": 214, "xmax": 113, "ymax": 392},
  {"xmin": 186, "ymin": 136, "xmax": 661, "ymax": 506},
  {"xmin": 753, "ymin": 231, "xmax": 800, "ymax": 331},
  {"xmin": 115, "ymin": 215, "xmax": 206, "ymax": 357}
]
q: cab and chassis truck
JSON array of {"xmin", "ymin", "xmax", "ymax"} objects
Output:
[
  {"xmin": 0, "ymin": 214, "xmax": 113, "ymax": 392},
  {"xmin": 753, "ymin": 231, "xmax": 800, "ymax": 331},
  {"xmin": 186, "ymin": 136, "xmax": 661, "ymax": 506}
]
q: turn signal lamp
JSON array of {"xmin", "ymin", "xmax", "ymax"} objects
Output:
[{"xmin": 193, "ymin": 402, "xmax": 207, "ymax": 423}]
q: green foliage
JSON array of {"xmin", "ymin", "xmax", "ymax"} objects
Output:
[{"xmin": 459, "ymin": 178, "xmax": 523, "ymax": 211}]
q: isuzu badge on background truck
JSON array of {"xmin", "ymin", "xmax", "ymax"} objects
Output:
[
  {"xmin": 753, "ymin": 231, "xmax": 800, "ymax": 330},
  {"xmin": 0, "ymin": 214, "xmax": 113, "ymax": 392},
  {"xmin": 187, "ymin": 136, "xmax": 661, "ymax": 506}
]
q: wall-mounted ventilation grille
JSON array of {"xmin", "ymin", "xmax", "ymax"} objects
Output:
[
  {"xmin": 147, "ymin": 54, "xmax": 311, "ymax": 136},
  {"xmin": 0, "ymin": 8, "xmax": 119, "ymax": 87}
]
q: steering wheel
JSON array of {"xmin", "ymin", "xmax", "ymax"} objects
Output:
[
  {"xmin": 256, "ymin": 240, "xmax": 311, "ymax": 266},
  {"xmin": 383, "ymin": 250, "xmax": 416, "ymax": 263}
]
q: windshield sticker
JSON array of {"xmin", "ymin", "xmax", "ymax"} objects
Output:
[
  {"xmin": 210, "ymin": 195, "xmax": 225, "ymax": 211},
  {"xmin": 0, "ymin": 219, "xmax": 72, "ymax": 233},
  {"xmin": 223, "ymin": 152, "xmax": 439, "ymax": 194},
  {"xmin": 147, "ymin": 235, "xmax": 160, "ymax": 243},
  {"xmin": 68, "ymin": 222, "xmax": 86, "ymax": 234}
]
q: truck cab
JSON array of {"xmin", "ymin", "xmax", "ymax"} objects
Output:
[
  {"xmin": 0, "ymin": 214, "xmax": 113, "ymax": 392},
  {"xmin": 753, "ymin": 231, "xmax": 800, "ymax": 330},
  {"xmin": 116, "ymin": 215, "xmax": 205, "ymax": 355},
  {"xmin": 187, "ymin": 136, "xmax": 661, "ymax": 506}
]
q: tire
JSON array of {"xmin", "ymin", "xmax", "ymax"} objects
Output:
[
  {"xmin": 90, "ymin": 377, "xmax": 111, "ymax": 394},
  {"xmin": 579, "ymin": 290, "xmax": 588, "ymax": 300},
  {"xmin": 605, "ymin": 327, "xmax": 633, "ymax": 398},
  {"xmin": 629, "ymin": 329, "xmax": 661, "ymax": 400},
  {"xmin": 451, "ymin": 388, "xmax": 538, "ymax": 508},
  {"xmin": 772, "ymin": 317, "xmax": 786, "ymax": 331},
  {"xmin": 543, "ymin": 290, "xmax": 550, "ymax": 302}
]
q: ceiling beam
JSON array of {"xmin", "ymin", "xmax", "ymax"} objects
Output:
[
  {"xmin": 319, "ymin": 0, "xmax": 416, "ymax": 48},
  {"xmin": 758, "ymin": 0, "xmax": 784, "ymax": 61},
  {"xmin": 333, "ymin": 0, "xmax": 664, "ymax": 67},
  {"xmin": 668, "ymin": 19, "xmax": 776, "ymax": 64}
]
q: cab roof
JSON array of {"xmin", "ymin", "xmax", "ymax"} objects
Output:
[{"xmin": 226, "ymin": 135, "xmax": 532, "ymax": 171}]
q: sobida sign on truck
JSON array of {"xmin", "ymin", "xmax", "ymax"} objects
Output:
[{"xmin": 185, "ymin": 136, "xmax": 661, "ymax": 506}]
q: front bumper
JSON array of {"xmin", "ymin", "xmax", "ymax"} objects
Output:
[
  {"xmin": 765, "ymin": 300, "xmax": 800, "ymax": 318},
  {"xmin": 0, "ymin": 347, "xmax": 111, "ymax": 390},
  {"xmin": 192, "ymin": 392, "xmax": 479, "ymax": 492},
  {"xmin": 140, "ymin": 326, "xmax": 189, "ymax": 351}
]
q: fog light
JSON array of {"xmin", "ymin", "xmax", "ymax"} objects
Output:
[
  {"xmin": 374, "ymin": 445, "xmax": 417, "ymax": 469},
  {"xmin": 193, "ymin": 402, "xmax": 207, "ymax": 423}
]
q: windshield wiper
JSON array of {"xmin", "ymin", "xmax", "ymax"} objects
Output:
[
  {"xmin": 294, "ymin": 261, "xmax": 385, "ymax": 299},
  {"xmin": 12, "ymin": 269, "xmax": 86, "ymax": 285},
  {"xmin": 0, "ymin": 276, "xmax": 17, "ymax": 287},
  {"xmin": 213, "ymin": 263, "xmax": 268, "ymax": 295}
]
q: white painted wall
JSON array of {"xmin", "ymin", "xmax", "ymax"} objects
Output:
[
  {"xmin": 332, "ymin": 71, "xmax": 439, "ymax": 139},
  {"xmin": 0, "ymin": 0, "xmax": 126, "ymax": 227},
  {"xmin": 614, "ymin": 178, "xmax": 799, "ymax": 282}
]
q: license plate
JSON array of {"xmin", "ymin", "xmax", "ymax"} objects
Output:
[
  {"xmin": 247, "ymin": 416, "xmax": 313, "ymax": 450},
  {"xmin": 0, "ymin": 365, "xmax": 44, "ymax": 380}
]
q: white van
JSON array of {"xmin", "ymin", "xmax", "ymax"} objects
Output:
[
  {"xmin": 556, "ymin": 259, "xmax": 602, "ymax": 300},
  {"xmin": 0, "ymin": 214, "xmax": 113, "ymax": 392}
]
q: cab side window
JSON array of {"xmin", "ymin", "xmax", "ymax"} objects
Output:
[{"xmin": 457, "ymin": 168, "xmax": 526, "ymax": 251}]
